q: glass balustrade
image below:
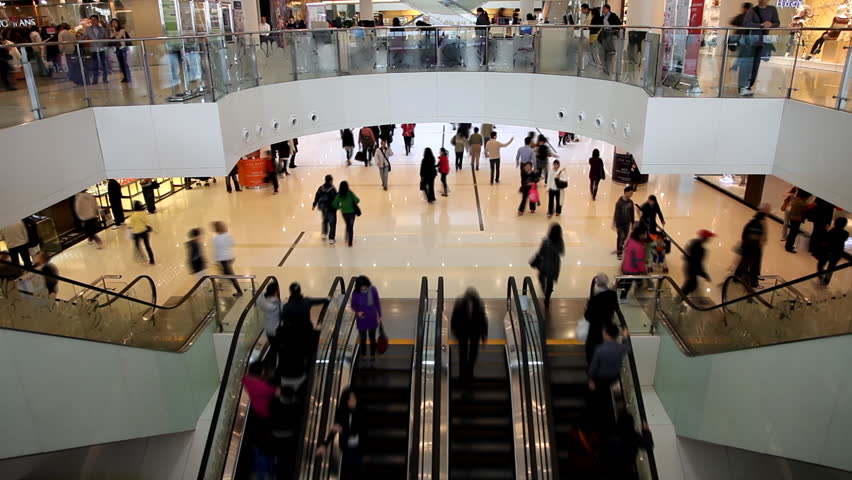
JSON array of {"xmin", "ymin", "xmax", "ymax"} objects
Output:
[{"xmin": 1, "ymin": 26, "xmax": 849, "ymax": 129}]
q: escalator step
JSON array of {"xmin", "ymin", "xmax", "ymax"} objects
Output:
[{"xmin": 450, "ymin": 467, "xmax": 514, "ymax": 480}]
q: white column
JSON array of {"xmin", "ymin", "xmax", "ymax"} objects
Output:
[
  {"xmin": 359, "ymin": 0, "xmax": 373, "ymax": 23},
  {"xmin": 628, "ymin": 0, "xmax": 664, "ymax": 26}
]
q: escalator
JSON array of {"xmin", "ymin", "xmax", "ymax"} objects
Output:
[{"xmin": 449, "ymin": 345, "xmax": 515, "ymax": 479}]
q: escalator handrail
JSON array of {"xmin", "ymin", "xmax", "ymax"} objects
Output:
[
  {"xmin": 97, "ymin": 274, "xmax": 158, "ymax": 307},
  {"xmin": 407, "ymin": 277, "xmax": 429, "ymax": 478},
  {"xmin": 312, "ymin": 276, "xmax": 358, "ymax": 479},
  {"xmin": 507, "ymin": 277, "xmax": 539, "ymax": 478},
  {"xmin": 433, "ymin": 276, "xmax": 444, "ymax": 478},
  {"xmin": 522, "ymin": 277, "xmax": 560, "ymax": 480},
  {"xmin": 613, "ymin": 259, "xmax": 851, "ymax": 312},
  {"xmin": 588, "ymin": 280, "xmax": 661, "ymax": 480},
  {"xmin": 195, "ymin": 275, "xmax": 277, "ymax": 480}
]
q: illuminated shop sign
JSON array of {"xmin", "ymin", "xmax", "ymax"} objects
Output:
[
  {"xmin": 776, "ymin": 0, "xmax": 802, "ymax": 7},
  {"xmin": 0, "ymin": 17, "xmax": 37, "ymax": 29}
]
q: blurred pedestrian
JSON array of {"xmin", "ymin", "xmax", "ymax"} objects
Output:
[
  {"xmin": 784, "ymin": 189, "xmax": 809, "ymax": 253},
  {"xmin": 618, "ymin": 228, "xmax": 647, "ymax": 301},
  {"xmin": 358, "ymin": 126, "xmax": 376, "ymax": 164},
  {"xmin": 186, "ymin": 227, "xmax": 207, "ymax": 279},
  {"xmin": 0, "ymin": 220, "xmax": 31, "ymax": 267},
  {"xmin": 211, "ymin": 220, "xmax": 242, "ymax": 296},
  {"xmin": 779, "ymin": 185, "xmax": 799, "ymax": 241},
  {"xmin": 486, "ymin": 131, "xmax": 513, "ymax": 184},
  {"xmin": 531, "ymin": 223, "xmax": 565, "ymax": 309},
  {"xmin": 74, "ymin": 190, "xmax": 104, "ymax": 249},
  {"xmin": 129, "ymin": 201, "xmax": 155, "ymax": 265},
  {"xmin": 452, "ymin": 133, "xmax": 466, "ymax": 170},
  {"xmin": 681, "ymin": 230, "xmax": 715, "ymax": 297},
  {"xmin": 734, "ymin": 204, "xmax": 769, "ymax": 288},
  {"xmin": 588, "ymin": 148, "xmax": 605, "ymax": 200},
  {"xmin": 517, "ymin": 162, "xmax": 540, "ymax": 215},
  {"xmin": 420, "ymin": 148, "xmax": 438, "ymax": 203},
  {"xmin": 600, "ymin": 411, "xmax": 654, "ymax": 479},
  {"xmin": 401, "ymin": 123, "xmax": 416, "ymax": 155},
  {"xmin": 469, "ymin": 127, "xmax": 483, "ymax": 170},
  {"xmin": 277, "ymin": 282, "xmax": 329, "ymax": 384},
  {"xmin": 351, "ymin": 275, "xmax": 383, "ymax": 366},
  {"xmin": 33, "ymin": 251, "xmax": 58, "ymax": 296},
  {"xmin": 341, "ymin": 128, "xmax": 355, "ymax": 165},
  {"xmin": 588, "ymin": 323, "xmax": 629, "ymax": 394},
  {"xmin": 331, "ymin": 181, "xmax": 361, "ymax": 247},
  {"xmin": 312, "ymin": 174, "xmax": 337, "ymax": 245},
  {"xmin": 140, "ymin": 178, "xmax": 159, "ymax": 211},
  {"xmin": 451, "ymin": 288, "xmax": 488, "ymax": 382},
  {"xmin": 109, "ymin": 19, "xmax": 131, "ymax": 82},
  {"xmin": 288, "ymin": 138, "xmax": 299, "ymax": 168},
  {"xmin": 374, "ymin": 138, "xmax": 393, "ymax": 191},
  {"xmin": 815, "ymin": 217, "xmax": 849, "ymax": 286},
  {"xmin": 612, "ymin": 186, "xmax": 635, "ymax": 260},
  {"xmin": 107, "ymin": 179, "xmax": 125, "ymax": 227},
  {"xmin": 584, "ymin": 273, "xmax": 624, "ymax": 365},
  {"xmin": 438, "ymin": 148, "xmax": 451, "ymax": 196},
  {"xmin": 637, "ymin": 194, "xmax": 665, "ymax": 234},
  {"xmin": 317, "ymin": 388, "xmax": 366, "ymax": 478}
]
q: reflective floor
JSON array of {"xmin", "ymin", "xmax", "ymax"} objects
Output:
[{"xmin": 46, "ymin": 124, "xmax": 836, "ymax": 341}]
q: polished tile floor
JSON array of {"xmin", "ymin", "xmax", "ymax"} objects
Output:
[{"xmin": 46, "ymin": 124, "xmax": 838, "ymax": 339}]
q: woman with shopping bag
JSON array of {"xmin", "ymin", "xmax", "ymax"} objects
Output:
[
  {"xmin": 518, "ymin": 162, "xmax": 540, "ymax": 215},
  {"xmin": 351, "ymin": 275, "xmax": 383, "ymax": 367}
]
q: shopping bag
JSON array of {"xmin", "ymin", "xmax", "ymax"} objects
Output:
[
  {"xmin": 576, "ymin": 318, "xmax": 590, "ymax": 342},
  {"xmin": 376, "ymin": 323, "xmax": 388, "ymax": 354},
  {"xmin": 528, "ymin": 184, "xmax": 540, "ymax": 203}
]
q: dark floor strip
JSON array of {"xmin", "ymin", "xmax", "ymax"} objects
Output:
[
  {"xmin": 472, "ymin": 168, "xmax": 485, "ymax": 231},
  {"xmin": 277, "ymin": 231, "xmax": 305, "ymax": 267}
]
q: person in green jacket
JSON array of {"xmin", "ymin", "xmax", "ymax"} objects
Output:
[{"xmin": 331, "ymin": 181, "xmax": 361, "ymax": 247}]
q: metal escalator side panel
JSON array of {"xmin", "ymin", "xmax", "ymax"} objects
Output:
[
  {"xmin": 504, "ymin": 285, "xmax": 530, "ymax": 479},
  {"xmin": 407, "ymin": 277, "xmax": 429, "ymax": 479},
  {"xmin": 436, "ymin": 276, "xmax": 449, "ymax": 480}
]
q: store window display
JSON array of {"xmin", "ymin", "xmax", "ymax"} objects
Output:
[{"xmin": 805, "ymin": 4, "xmax": 851, "ymax": 60}]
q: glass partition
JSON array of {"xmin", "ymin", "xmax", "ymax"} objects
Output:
[
  {"xmin": 721, "ymin": 28, "xmax": 794, "ymax": 98},
  {"xmin": 538, "ymin": 26, "xmax": 580, "ymax": 75},
  {"xmin": 293, "ymin": 30, "xmax": 339, "ymax": 79},
  {"xmin": 438, "ymin": 27, "xmax": 486, "ymax": 72},
  {"xmin": 258, "ymin": 31, "xmax": 296, "ymax": 85}
]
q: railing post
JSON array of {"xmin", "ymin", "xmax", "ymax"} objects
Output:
[
  {"xmin": 140, "ymin": 40, "xmax": 156, "ymax": 104},
  {"xmin": 19, "ymin": 48, "xmax": 43, "ymax": 119},
  {"xmin": 615, "ymin": 28, "xmax": 624, "ymax": 81},
  {"xmin": 835, "ymin": 45, "xmax": 852, "ymax": 110},
  {"xmin": 718, "ymin": 29, "xmax": 730, "ymax": 98},
  {"xmin": 786, "ymin": 34, "xmax": 801, "ymax": 98},
  {"xmin": 212, "ymin": 281, "xmax": 223, "ymax": 332},
  {"xmin": 248, "ymin": 35, "xmax": 260, "ymax": 86},
  {"xmin": 290, "ymin": 32, "xmax": 299, "ymax": 81}
]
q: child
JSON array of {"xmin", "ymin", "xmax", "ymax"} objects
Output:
[
  {"xmin": 647, "ymin": 232, "xmax": 669, "ymax": 273},
  {"xmin": 438, "ymin": 148, "xmax": 450, "ymax": 196},
  {"xmin": 186, "ymin": 228, "xmax": 207, "ymax": 280}
]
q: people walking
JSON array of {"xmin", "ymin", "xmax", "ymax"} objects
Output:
[
  {"xmin": 531, "ymin": 223, "xmax": 565, "ymax": 309},
  {"xmin": 358, "ymin": 127, "xmax": 376, "ymax": 165},
  {"xmin": 420, "ymin": 148, "xmax": 438, "ymax": 203},
  {"xmin": 815, "ymin": 217, "xmax": 849, "ymax": 286},
  {"xmin": 317, "ymin": 388, "xmax": 366, "ymax": 478},
  {"xmin": 451, "ymin": 288, "xmax": 488, "ymax": 382},
  {"xmin": 588, "ymin": 148, "xmax": 605, "ymax": 200},
  {"xmin": 734, "ymin": 205, "xmax": 769, "ymax": 288},
  {"xmin": 401, "ymin": 123, "xmax": 416, "ymax": 155},
  {"xmin": 374, "ymin": 139, "xmax": 393, "ymax": 191},
  {"xmin": 225, "ymin": 165, "xmax": 241, "ymax": 193},
  {"xmin": 211, "ymin": 221, "xmax": 243, "ymax": 296},
  {"xmin": 288, "ymin": 138, "xmax": 299, "ymax": 168},
  {"xmin": 273, "ymin": 140, "xmax": 290, "ymax": 176},
  {"xmin": 637, "ymin": 194, "xmax": 665, "ymax": 234},
  {"xmin": 546, "ymin": 159, "xmax": 568, "ymax": 218},
  {"xmin": 351, "ymin": 275, "xmax": 383, "ymax": 365},
  {"xmin": 584, "ymin": 273, "xmax": 624, "ymax": 364},
  {"xmin": 140, "ymin": 178, "xmax": 158, "ymax": 212},
  {"xmin": 738, "ymin": 0, "xmax": 780, "ymax": 96},
  {"xmin": 438, "ymin": 148, "xmax": 451, "ymax": 196},
  {"xmin": 779, "ymin": 185, "xmax": 799, "ymax": 241},
  {"xmin": 469, "ymin": 127, "xmax": 483, "ymax": 170},
  {"xmin": 0, "ymin": 220, "xmax": 31, "ymax": 267},
  {"xmin": 82, "ymin": 15, "xmax": 108, "ymax": 84},
  {"xmin": 186, "ymin": 227, "xmax": 207, "ymax": 279},
  {"xmin": 485, "ymin": 132, "xmax": 513, "ymax": 184},
  {"xmin": 128, "ymin": 201, "xmax": 155, "ymax": 265},
  {"xmin": 277, "ymin": 282, "xmax": 328, "ymax": 385},
  {"xmin": 331, "ymin": 181, "xmax": 361, "ymax": 247},
  {"xmin": 341, "ymin": 128, "xmax": 355, "ymax": 165},
  {"xmin": 313, "ymin": 175, "xmax": 338, "ymax": 244},
  {"xmin": 784, "ymin": 190, "xmax": 809, "ymax": 253},
  {"xmin": 618, "ymin": 228, "xmax": 647, "ymax": 300},
  {"xmin": 516, "ymin": 136, "xmax": 535, "ymax": 168},
  {"xmin": 518, "ymin": 162, "xmax": 540, "ymax": 215},
  {"xmin": 452, "ymin": 133, "xmax": 467, "ymax": 170},
  {"xmin": 681, "ymin": 230, "xmax": 715, "ymax": 297},
  {"xmin": 598, "ymin": 4, "xmax": 622, "ymax": 76},
  {"xmin": 536, "ymin": 137, "xmax": 556, "ymax": 182},
  {"xmin": 588, "ymin": 323, "xmax": 629, "ymax": 392},
  {"xmin": 74, "ymin": 189, "xmax": 104, "ymax": 249},
  {"xmin": 109, "ymin": 19, "xmax": 131, "ymax": 83},
  {"xmin": 612, "ymin": 186, "xmax": 635, "ymax": 260}
]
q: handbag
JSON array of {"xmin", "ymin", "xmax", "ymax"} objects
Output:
[
  {"xmin": 529, "ymin": 253, "xmax": 542, "ymax": 269},
  {"xmin": 600, "ymin": 164, "xmax": 606, "ymax": 181},
  {"xmin": 555, "ymin": 169, "xmax": 568, "ymax": 189},
  {"xmin": 576, "ymin": 318, "xmax": 590, "ymax": 342},
  {"xmin": 376, "ymin": 323, "xmax": 388, "ymax": 354},
  {"xmin": 353, "ymin": 203, "xmax": 362, "ymax": 217},
  {"xmin": 355, "ymin": 150, "xmax": 366, "ymax": 162},
  {"xmin": 528, "ymin": 184, "xmax": 540, "ymax": 204}
]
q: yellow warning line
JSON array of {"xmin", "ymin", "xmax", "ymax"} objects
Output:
[
  {"xmin": 546, "ymin": 338, "xmax": 583, "ymax": 345},
  {"xmin": 389, "ymin": 339, "xmax": 507, "ymax": 345}
]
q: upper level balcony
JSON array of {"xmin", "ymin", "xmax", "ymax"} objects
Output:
[{"xmin": 3, "ymin": 24, "xmax": 850, "ymax": 129}]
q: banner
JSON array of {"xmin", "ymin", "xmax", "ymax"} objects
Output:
[{"xmin": 684, "ymin": 0, "xmax": 705, "ymax": 76}]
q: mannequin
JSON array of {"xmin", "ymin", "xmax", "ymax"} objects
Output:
[
  {"xmin": 786, "ymin": 4, "xmax": 812, "ymax": 56},
  {"xmin": 805, "ymin": 4, "xmax": 851, "ymax": 60}
]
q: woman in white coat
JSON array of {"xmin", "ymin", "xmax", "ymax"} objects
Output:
[
  {"xmin": 374, "ymin": 138, "xmax": 394, "ymax": 191},
  {"xmin": 546, "ymin": 159, "xmax": 568, "ymax": 218}
]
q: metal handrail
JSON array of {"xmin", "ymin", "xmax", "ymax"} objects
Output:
[
  {"xmin": 507, "ymin": 277, "xmax": 539, "ymax": 478},
  {"xmin": 588, "ymin": 279, "xmax": 660, "ymax": 480},
  {"xmin": 433, "ymin": 276, "xmax": 445, "ymax": 478},
  {"xmin": 407, "ymin": 277, "xmax": 429, "ymax": 478},
  {"xmin": 522, "ymin": 277, "xmax": 560, "ymax": 480}
]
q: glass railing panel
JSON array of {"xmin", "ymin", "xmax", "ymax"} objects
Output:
[
  {"xmin": 538, "ymin": 26, "xmax": 580, "ymax": 75},
  {"xmin": 488, "ymin": 27, "xmax": 536, "ymax": 73},
  {"xmin": 141, "ymin": 38, "xmax": 214, "ymax": 104},
  {"xmin": 345, "ymin": 28, "xmax": 386, "ymax": 75},
  {"xmin": 206, "ymin": 36, "xmax": 231, "ymax": 99},
  {"xmin": 388, "ymin": 28, "xmax": 434, "ymax": 72},
  {"xmin": 658, "ymin": 29, "xmax": 722, "ymax": 97},
  {"xmin": 791, "ymin": 33, "xmax": 845, "ymax": 109},
  {"xmin": 83, "ymin": 40, "xmax": 151, "ymax": 106},
  {"xmin": 199, "ymin": 286, "xmax": 266, "ymax": 480},
  {"xmin": 293, "ymin": 30, "xmax": 339, "ymax": 79},
  {"xmin": 258, "ymin": 31, "xmax": 296, "ymax": 85},
  {"xmin": 223, "ymin": 34, "xmax": 258, "ymax": 90},
  {"xmin": 22, "ymin": 43, "xmax": 89, "ymax": 120},
  {"xmin": 438, "ymin": 27, "xmax": 487, "ymax": 72},
  {"xmin": 617, "ymin": 346, "xmax": 656, "ymax": 480},
  {"xmin": 581, "ymin": 27, "xmax": 619, "ymax": 81},
  {"xmin": 721, "ymin": 28, "xmax": 793, "ymax": 98},
  {"xmin": 619, "ymin": 28, "xmax": 653, "ymax": 90}
]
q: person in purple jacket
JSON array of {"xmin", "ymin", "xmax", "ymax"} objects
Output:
[{"xmin": 351, "ymin": 275, "xmax": 382, "ymax": 365}]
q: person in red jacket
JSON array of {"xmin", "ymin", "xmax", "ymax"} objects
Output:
[
  {"xmin": 401, "ymin": 123, "xmax": 416, "ymax": 155},
  {"xmin": 438, "ymin": 148, "xmax": 451, "ymax": 196}
]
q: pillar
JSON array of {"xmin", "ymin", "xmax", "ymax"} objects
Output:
[
  {"xmin": 359, "ymin": 0, "xmax": 373, "ymax": 24},
  {"xmin": 743, "ymin": 175, "xmax": 766, "ymax": 208}
]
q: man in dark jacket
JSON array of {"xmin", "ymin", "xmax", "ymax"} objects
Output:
[
  {"xmin": 681, "ymin": 230, "xmax": 715, "ymax": 297},
  {"xmin": 584, "ymin": 273, "xmax": 625, "ymax": 364},
  {"xmin": 613, "ymin": 186, "xmax": 635, "ymax": 260},
  {"xmin": 599, "ymin": 4, "xmax": 621, "ymax": 75},
  {"xmin": 815, "ymin": 217, "xmax": 848, "ymax": 286},
  {"xmin": 734, "ymin": 205, "xmax": 769, "ymax": 288},
  {"xmin": 451, "ymin": 288, "xmax": 488, "ymax": 383},
  {"xmin": 276, "ymin": 283, "xmax": 330, "ymax": 383},
  {"xmin": 312, "ymin": 175, "xmax": 338, "ymax": 244}
]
